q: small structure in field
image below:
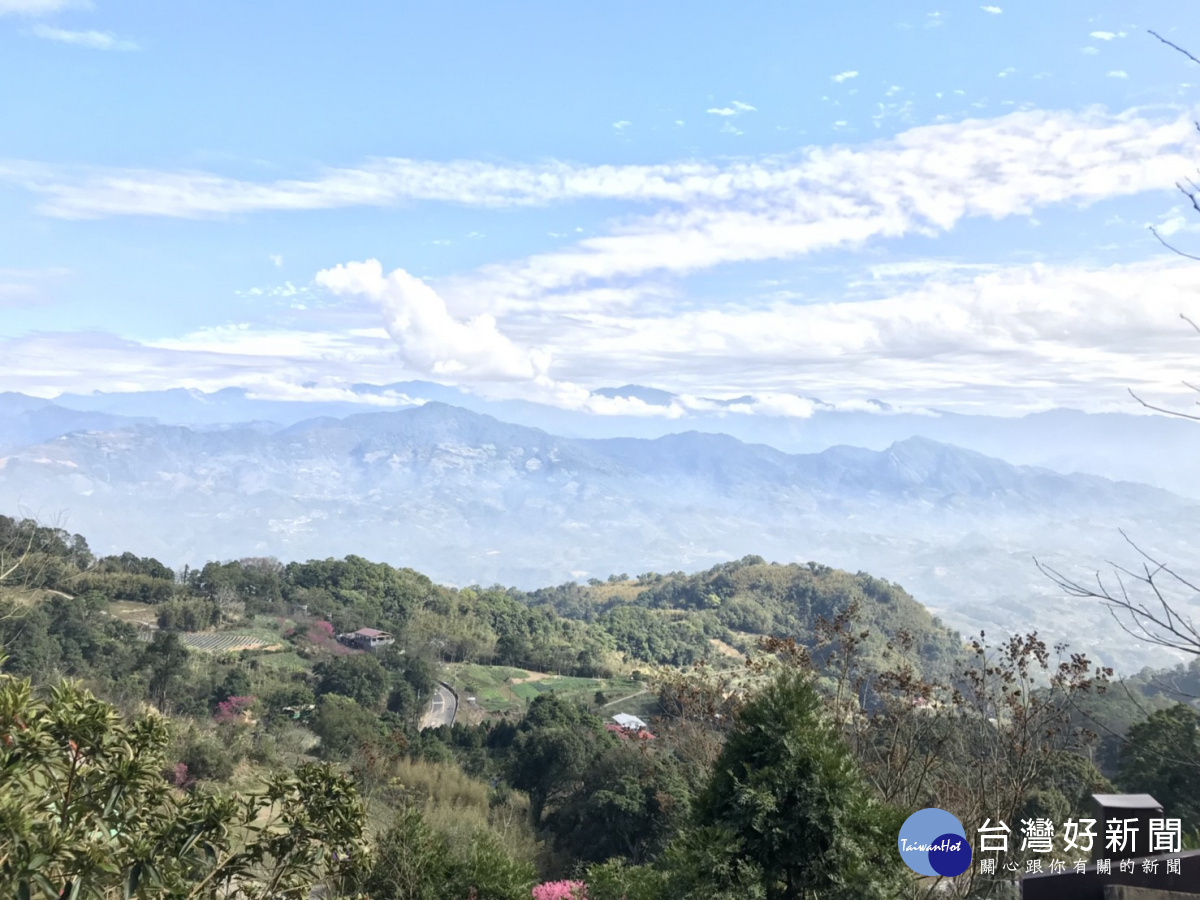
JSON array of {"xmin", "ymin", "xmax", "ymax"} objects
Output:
[
  {"xmin": 607, "ymin": 712, "xmax": 655, "ymax": 740},
  {"xmin": 337, "ymin": 627, "xmax": 395, "ymax": 652}
]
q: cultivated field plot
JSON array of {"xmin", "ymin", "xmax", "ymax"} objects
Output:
[
  {"xmin": 179, "ymin": 632, "xmax": 280, "ymax": 653},
  {"xmin": 443, "ymin": 663, "xmax": 645, "ymax": 716},
  {"xmin": 106, "ymin": 600, "xmax": 159, "ymax": 628}
]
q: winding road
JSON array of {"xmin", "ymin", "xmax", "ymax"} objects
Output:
[{"xmin": 419, "ymin": 682, "xmax": 457, "ymax": 730}]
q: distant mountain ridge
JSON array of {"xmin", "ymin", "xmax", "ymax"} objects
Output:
[
  {"xmin": 0, "ymin": 401, "xmax": 1193, "ymax": 670},
  {"xmin": 6, "ymin": 382, "xmax": 1197, "ymax": 497}
]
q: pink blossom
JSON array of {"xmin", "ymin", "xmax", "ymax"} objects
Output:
[
  {"xmin": 170, "ymin": 762, "xmax": 194, "ymax": 789},
  {"xmin": 532, "ymin": 881, "xmax": 587, "ymax": 900},
  {"xmin": 214, "ymin": 695, "xmax": 255, "ymax": 723}
]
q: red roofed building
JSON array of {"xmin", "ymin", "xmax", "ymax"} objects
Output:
[{"xmin": 607, "ymin": 713, "xmax": 655, "ymax": 740}]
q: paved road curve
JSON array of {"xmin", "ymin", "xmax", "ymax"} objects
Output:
[{"xmin": 419, "ymin": 682, "xmax": 457, "ymax": 730}]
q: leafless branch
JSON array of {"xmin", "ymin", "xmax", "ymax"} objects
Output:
[
  {"xmin": 1036, "ymin": 531, "xmax": 1200, "ymax": 656},
  {"xmin": 1126, "ymin": 387, "xmax": 1200, "ymax": 421},
  {"xmin": 1149, "ymin": 29, "xmax": 1200, "ymax": 67},
  {"xmin": 1149, "ymin": 225, "xmax": 1200, "ymax": 261}
]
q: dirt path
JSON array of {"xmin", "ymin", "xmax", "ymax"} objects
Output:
[{"xmin": 600, "ymin": 688, "xmax": 649, "ymax": 709}]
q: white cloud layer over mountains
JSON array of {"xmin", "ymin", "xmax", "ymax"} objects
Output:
[
  {"xmin": 3, "ymin": 106, "xmax": 1200, "ymax": 416},
  {"xmin": 4, "ymin": 254, "xmax": 1200, "ymax": 417}
]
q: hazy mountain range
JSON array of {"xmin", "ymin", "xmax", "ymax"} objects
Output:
[
  {"xmin": 1, "ymin": 390, "xmax": 1195, "ymax": 671},
  {"xmin": 3, "ymin": 383, "xmax": 1195, "ymax": 498}
]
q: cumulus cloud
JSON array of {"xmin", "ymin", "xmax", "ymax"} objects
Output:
[
  {"xmin": 1090, "ymin": 31, "xmax": 1117, "ymax": 40},
  {"xmin": 1108, "ymin": 70, "xmax": 1129, "ymax": 79},
  {"xmin": 6, "ymin": 256, "xmax": 1199, "ymax": 417},
  {"xmin": 707, "ymin": 101, "xmax": 755, "ymax": 117},
  {"xmin": 315, "ymin": 259, "xmax": 551, "ymax": 382},
  {"xmin": 516, "ymin": 257, "xmax": 1200, "ymax": 415},
  {"xmin": 981, "ymin": 5, "xmax": 1002, "ymax": 13},
  {"xmin": 31, "ymin": 25, "xmax": 139, "ymax": 50},
  {"xmin": 831, "ymin": 70, "xmax": 859, "ymax": 83}
]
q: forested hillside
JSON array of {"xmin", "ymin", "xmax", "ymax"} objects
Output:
[
  {"xmin": 3, "ymin": 513, "xmax": 1199, "ymax": 899},
  {"xmin": 4, "ymin": 402, "xmax": 1194, "ymax": 671}
]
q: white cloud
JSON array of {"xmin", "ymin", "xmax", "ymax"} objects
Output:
[
  {"xmin": 420, "ymin": 108, "xmax": 1198, "ymax": 318},
  {"xmin": 315, "ymin": 259, "xmax": 551, "ymax": 382},
  {"xmin": 269, "ymin": 254, "xmax": 283, "ymax": 268},
  {"xmin": 998, "ymin": 67, "xmax": 1016, "ymax": 77},
  {"xmin": 707, "ymin": 102, "xmax": 755, "ymax": 117},
  {"xmin": 0, "ymin": 0, "xmax": 87, "ymax": 14},
  {"xmin": 3, "ymin": 104, "xmax": 1195, "ymax": 338},
  {"xmin": 1081, "ymin": 46, "xmax": 1099, "ymax": 55},
  {"xmin": 8, "ymin": 256, "xmax": 1200, "ymax": 416},
  {"xmin": 1090, "ymin": 31, "xmax": 1116, "ymax": 40},
  {"xmin": 1148, "ymin": 205, "xmax": 1200, "ymax": 237},
  {"xmin": 1107, "ymin": 70, "xmax": 1129, "ymax": 79},
  {"xmin": 831, "ymin": 70, "xmax": 859, "ymax": 83},
  {"xmin": 981, "ymin": 5, "xmax": 1002, "ymax": 13},
  {"xmin": 31, "ymin": 25, "xmax": 139, "ymax": 51},
  {"xmin": 612, "ymin": 120, "xmax": 631, "ymax": 131}
]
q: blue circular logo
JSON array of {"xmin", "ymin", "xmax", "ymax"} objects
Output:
[{"xmin": 898, "ymin": 808, "xmax": 971, "ymax": 877}]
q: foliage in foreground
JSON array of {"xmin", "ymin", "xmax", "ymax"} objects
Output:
[{"xmin": 0, "ymin": 658, "xmax": 368, "ymax": 899}]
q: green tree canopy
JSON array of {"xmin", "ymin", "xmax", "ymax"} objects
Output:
[
  {"xmin": 0, "ymin": 663, "xmax": 367, "ymax": 899},
  {"xmin": 697, "ymin": 668, "xmax": 907, "ymax": 900},
  {"xmin": 1118, "ymin": 703, "xmax": 1200, "ymax": 832},
  {"xmin": 314, "ymin": 653, "xmax": 389, "ymax": 709}
]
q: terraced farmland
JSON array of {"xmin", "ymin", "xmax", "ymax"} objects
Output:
[{"xmin": 179, "ymin": 632, "xmax": 279, "ymax": 653}]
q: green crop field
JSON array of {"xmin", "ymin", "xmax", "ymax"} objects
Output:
[
  {"xmin": 178, "ymin": 632, "xmax": 278, "ymax": 653},
  {"xmin": 442, "ymin": 663, "xmax": 648, "ymax": 717}
]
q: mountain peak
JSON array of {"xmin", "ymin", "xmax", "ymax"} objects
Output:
[{"xmin": 591, "ymin": 385, "xmax": 677, "ymax": 406}]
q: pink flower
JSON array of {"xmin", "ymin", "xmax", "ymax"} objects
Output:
[
  {"xmin": 532, "ymin": 881, "xmax": 587, "ymax": 900},
  {"xmin": 214, "ymin": 695, "xmax": 255, "ymax": 723},
  {"xmin": 170, "ymin": 762, "xmax": 195, "ymax": 789}
]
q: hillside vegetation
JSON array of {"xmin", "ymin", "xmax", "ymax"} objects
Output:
[{"xmin": 4, "ymin": 513, "xmax": 1198, "ymax": 899}]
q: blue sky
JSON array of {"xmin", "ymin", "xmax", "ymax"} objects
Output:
[{"xmin": 3, "ymin": 0, "xmax": 1200, "ymax": 416}]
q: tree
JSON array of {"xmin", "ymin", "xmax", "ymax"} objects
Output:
[
  {"xmin": 696, "ymin": 668, "xmax": 907, "ymax": 900},
  {"xmin": 364, "ymin": 806, "xmax": 536, "ymax": 900},
  {"xmin": 314, "ymin": 653, "xmax": 389, "ymax": 709},
  {"xmin": 546, "ymin": 741, "xmax": 691, "ymax": 865},
  {"xmin": 0, "ymin": 662, "xmax": 367, "ymax": 899},
  {"xmin": 310, "ymin": 693, "xmax": 385, "ymax": 759},
  {"xmin": 508, "ymin": 726, "xmax": 603, "ymax": 825},
  {"xmin": 363, "ymin": 806, "xmax": 451, "ymax": 900},
  {"xmin": 140, "ymin": 631, "xmax": 190, "ymax": 713},
  {"xmin": 1118, "ymin": 703, "xmax": 1200, "ymax": 831}
]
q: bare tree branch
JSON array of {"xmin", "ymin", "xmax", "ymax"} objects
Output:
[
  {"xmin": 1036, "ymin": 531, "xmax": 1200, "ymax": 656},
  {"xmin": 1149, "ymin": 29, "xmax": 1200, "ymax": 66},
  {"xmin": 1126, "ymin": 387, "xmax": 1200, "ymax": 421},
  {"xmin": 1149, "ymin": 225, "xmax": 1200, "ymax": 261}
]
